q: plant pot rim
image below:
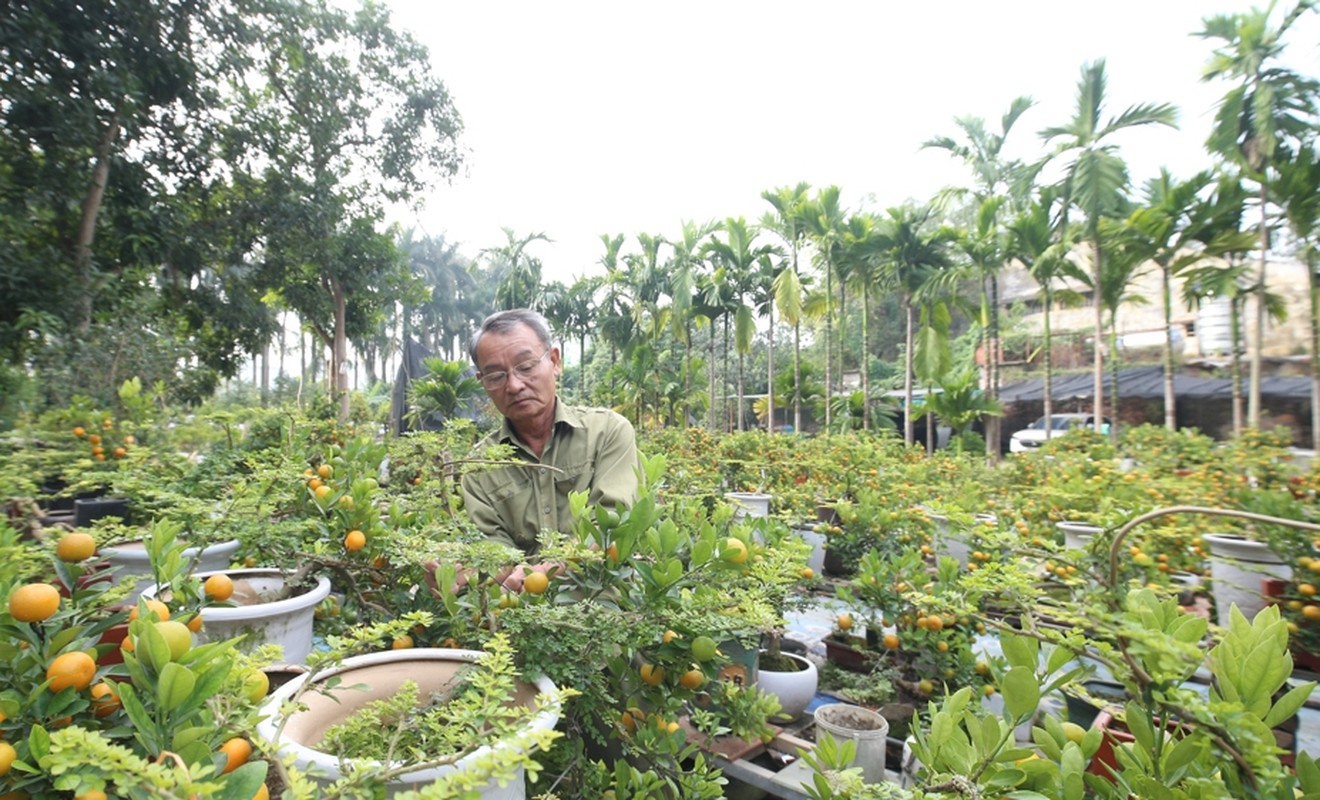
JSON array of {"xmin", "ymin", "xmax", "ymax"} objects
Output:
[
  {"xmin": 758, "ymin": 650, "xmax": 815, "ymax": 673},
  {"xmin": 193, "ymin": 568, "xmax": 332, "ymax": 621},
  {"xmin": 256, "ymin": 647, "xmax": 560, "ymax": 784},
  {"xmin": 103, "ymin": 537, "xmax": 240, "ymax": 559}
]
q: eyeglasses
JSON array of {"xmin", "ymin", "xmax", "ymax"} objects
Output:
[{"xmin": 478, "ymin": 348, "xmax": 551, "ymax": 390}]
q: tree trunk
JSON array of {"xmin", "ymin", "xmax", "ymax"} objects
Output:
[
  {"xmin": 737, "ymin": 349, "xmax": 745, "ymax": 432},
  {"xmin": 861, "ymin": 284, "xmax": 871, "ymax": 431},
  {"xmin": 1108, "ymin": 319, "xmax": 1120, "ymax": 442},
  {"xmin": 793, "ymin": 321, "xmax": 802, "ymax": 434},
  {"xmin": 986, "ymin": 273, "xmax": 1001, "ymax": 462},
  {"xmin": 1043, "ymin": 288, "xmax": 1055, "ymax": 445},
  {"xmin": 824, "ymin": 258, "xmax": 833, "ymax": 431},
  {"xmin": 1249, "ymin": 186, "xmax": 1269, "ymax": 429},
  {"xmin": 1232, "ymin": 296, "xmax": 1245, "ymax": 437},
  {"xmin": 1091, "ymin": 236, "xmax": 1105, "ymax": 433},
  {"xmin": 1311, "ymin": 255, "xmax": 1320, "ymax": 452},
  {"xmin": 333, "ymin": 277, "xmax": 350, "ymax": 422},
  {"xmin": 580, "ymin": 332, "xmax": 590, "ymax": 404},
  {"xmin": 767, "ymin": 304, "xmax": 775, "ymax": 433},
  {"xmin": 708, "ymin": 326, "xmax": 717, "ymax": 431},
  {"xmin": 74, "ymin": 110, "xmax": 123, "ymax": 333},
  {"xmin": 903, "ymin": 297, "xmax": 915, "ymax": 446},
  {"xmin": 1162, "ymin": 264, "xmax": 1177, "ymax": 430}
]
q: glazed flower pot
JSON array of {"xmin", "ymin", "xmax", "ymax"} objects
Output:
[
  {"xmin": 256, "ymin": 648, "xmax": 561, "ymax": 799},
  {"xmin": 755, "ymin": 650, "xmax": 818, "ymax": 722},
  {"xmin": 1203, "ymin": 533, "xmax": 1291, "ymax": 624},
  {"xmin": 145, "ymin": 567, "xmax": 330, "ymax": 664},
  {"xmin": 103, "ymin": 537, "xmax": 241, "ymax": 600}
]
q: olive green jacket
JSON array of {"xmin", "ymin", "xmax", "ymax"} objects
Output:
[{"xmin": 461, "ymin": 403, "xmax": 640, "ymax": 554}]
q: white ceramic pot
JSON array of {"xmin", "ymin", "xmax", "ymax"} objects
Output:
[
  {"xmin": 145, "ymin": 568, "xmax": 330, "ymax": 664},
  {"xmin": 926, "ymin": 512, "xmax": 970, "ymax": 567},
  {"xmin": 1204, "ymin": 533, "xmax": 1292, "ymax": 624},
  {"xmin": 103, "ymin": 538, "xmax": 240, "ymax": 599},
  {"xmin": 814, "ymin": 703, "xmax": 889, "ymax": 783},
  {"xmin": 756, "ymin": 651, "xmax": 818, "ymax": 722},
  {"xmin": 256, "ymin": 648, "xmax": 561, "ymax": 799}
]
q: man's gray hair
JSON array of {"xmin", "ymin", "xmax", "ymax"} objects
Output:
[{"xmin": 469, "ymin": 308, "xmax": 554, "ymax": 365}]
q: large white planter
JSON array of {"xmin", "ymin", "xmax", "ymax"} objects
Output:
[
  {"xmin": 756, "ymin": 651, "xmax": 818, "ymax": 722},
  {"xmin": 256, "ymin": 648, "xmax": 561, "ymax": 799},
  {"xmin": 793, "ymin": 526, "xmax": 827, "ymax": 575},
  {"xmin": 1204, "ymin": 533, "xmax": 1292, "ymax": 624},
  {"xmin": 926, "ymin": 512, "xmax": 970, "ymax": 567},
  {"xmin": 725, "ymin": 492, "xmax": 772, "ymax": 520},
  {"xmin": 103, "ymin": 538, "xmax": 240, "ymax": 600},
  {"xmin": 1057, "ymin": 521, "xmax": 1104, "ymax": 553},
  {"xmin": 145, "ymin": 568, "xmax": 330, "ymax": 664}
]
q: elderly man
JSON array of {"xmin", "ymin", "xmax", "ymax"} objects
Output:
[{"xmin": 461, "ymin": 308, "xmax": 640, "ymax": 585}]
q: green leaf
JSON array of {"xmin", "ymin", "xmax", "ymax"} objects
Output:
[
  {"xmin": 157, "ymin": 661, "xmax": 196, "ymax": 712},
  {"xmin": 1046, "ymin": 645, "xmax": 1075, "ymax": 674},
  {"xmin": 1163, "ymin": 733, "xmax": 1203, "ymax": 777},
  {"xmin": 1264, "ymin": 681, "xmax": 1314, "ymax": 728},
  {"xmin": 1001, "ymin": 633, "xmax": 1039, "ymax": 670},
  {"xmin": 987, "ymin": 767, "xmax": 1026, "ymax": 788},
  {"xmin": 1003, "ymin": 666, "xmax": 1041, "ymax": 719}
]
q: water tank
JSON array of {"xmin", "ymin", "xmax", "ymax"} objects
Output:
[{"xmin": 1197, "ymin": 297, "xmax": 1235, "ymax": 356}]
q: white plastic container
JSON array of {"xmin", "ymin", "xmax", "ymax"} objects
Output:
[{"xmin": 814, "ymin": 703, "xmax": 889, "ymax": 783}]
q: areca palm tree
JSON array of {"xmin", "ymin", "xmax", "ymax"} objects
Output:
[
  {"xmin": 1125, "ymin": 169, "xmax": 1258, "ymax": 430},
  {"xmin": 486, "ymin": 228, "xmax": 550, "ymax": 311},
  {"xmin": 761, "ymin": 182, "xmax": 813, "ymax": 433},
  {"xmin": 666, "ymin": 220, "xmax": 717, "ymax": 425},
  {"xmin": 1040, "ymin": 60, "xmax": 1177, "ymax": 434},
  {"xmin": 955, "ymin": 197, "xmax": 1012, "ymax": 453},
  {"xmin": 1274, "ymin": 138, "xmax": 1320, "ymax": 449},
  {"xmin": 561, "ymin": 275, "xmax": 599, "ymax": 402},
  {"xmin": 1200, "ymin": 1, "xmax": 1319, "ymax": 428},
  {"xmin": 703, "ymin": 217, "xmax": 774, "ymax": 431},
  {"xmin": 1007, "ymin": 196, "xmax": 1085, "ymax": 441},
  {"xmin": 839, "ymin": 213, "xmax": 886, "ymax": 430},
  {"xmin": 926, "ymin": 97, "xmax": 1041, "ymax": 455},
  {"xmin": 874, "ymin": 204, "xmax": 958, "ymax": 446},
  {"xmin": 803, "ymin": 186, "xmax": 847, "ymax": 430}
]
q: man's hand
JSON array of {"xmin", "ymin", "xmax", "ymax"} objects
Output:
[
  {"xmin": 498, "ymin": 562, "xmax": 562, "ymax": 593},
  {"xmin": 424, "ymin": 560, "xmax": 476, "ymax": 597}
]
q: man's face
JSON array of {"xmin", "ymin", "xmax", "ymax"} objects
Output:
[{"xmin": 474, "ymin": 323, "xmax": 560, "ymax": 429}]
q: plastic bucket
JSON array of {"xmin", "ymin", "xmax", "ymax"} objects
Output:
[{"xmin": 814, "ymin": 703, "xmax": 889, "ymax": 782}]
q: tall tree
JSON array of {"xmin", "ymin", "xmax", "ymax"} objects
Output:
[
  {"xmin": 488, "ymin": 228, "xmax": 550, "ymax": 311},
  {"xmin": 803, "ymin": 187, "xmax": 847, "ymax": 431},
  {"xmin": 1007, "ymin": 196, "xmax": 1086, "ymax": 445},
  {"xmin": 761, "ymin": 183, "xmax": 813, "ymax": 434},
  {"xmin": 666, "ymin": 220, "xmax": 717, "ymax": 425},
  {"xmin": 1200, "ymin": 1, "xmax": 1319, "ymax": 429},
  {"xmin": 925, "ymin": 97, "xmax": 1039, "ymax": 456},
  {"xmin": 874, "ymin": 205, "xmax": 957, "ymax": 446},
  {"xmin": 1040, "ymin": 60, "xmax": 1178, "ymax": 434},
  {"xmin": 1274, "ymin": 138, "xmax": 1320, "ymax": 450},
  {"xmin": 226, "ymin": 0, "xmax": 464, "ymax": 420},
  {"xmin": 1125, "ymin": 170, "xmax": 1258, "ymax": 430},
  {"xmin": 703, "ymin": 218, "xmax": 773, "ymax": 431}
]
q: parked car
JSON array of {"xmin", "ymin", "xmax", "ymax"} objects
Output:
[{"xmin": 1008, "ymin": 413, "xmax": 1109, "ymax": 453}]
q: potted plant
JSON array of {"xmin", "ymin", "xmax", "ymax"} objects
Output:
[{"xmin": 257, "ymin": 628, "xmax": 567, "ymax": 799}]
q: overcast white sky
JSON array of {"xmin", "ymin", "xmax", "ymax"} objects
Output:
[{"xmin": 383, "ymin": 1, "xmax": 1320, "ymax": 285}]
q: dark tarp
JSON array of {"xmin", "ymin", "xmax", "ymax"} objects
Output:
[
  {"xmin": 1000, "ymin": 365, "xmax": 1313, "ymax": 404},
  {"xmin": 389, "ymin": 338, "xmax": 435, "ymax": 435}
]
